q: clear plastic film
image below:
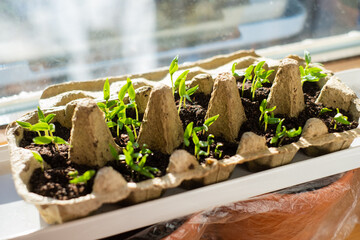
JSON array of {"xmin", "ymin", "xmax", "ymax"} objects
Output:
[{"xmin": 123, "ymin": 168, "xmax": 360, "ymax": 240}]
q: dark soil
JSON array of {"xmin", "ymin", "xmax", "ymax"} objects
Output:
[
  {"xmin": 237, "ymin": 80, "xmax": 358, "ymax": 147},
  {"xmin": 176, "ymin": 92, "xmax": 211, "ymax": 129},
  {"xmin": 20, "ymin": 122, "xmax": 96, "ymax": 200}
]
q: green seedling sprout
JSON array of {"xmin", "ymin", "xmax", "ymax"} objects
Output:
[
  {"xmin": 250, "ymin": 61, "xmax": 274, "ymax": 100},
  {"xmin": 110, "ymin": 142, "xmax": 159, "ymax": 180},
  {"xmin": 299, "ymin": 50, "xmax": 327, "ymax": 86},
  {"xmin": 68, "ymin": 170, "xmax": 96, "ymax": 185},
  {"xmin": 183, "ymin": 114, "xmax": 220, "ymax": 160},
  {"xmin": 214, "ymin": 143, "xmax": 223, "ymax": 158},
  {"xmin": 231, "ymin": 62, "xmax": 240, "ymax": 79},
  {"xmin": 333, "ymin": 108, "xmax": 350, "ymax": 130},
  {"xmin": 16, "ymin": 107, "xmax": 69, "ymax": 151},
  {"xmin": 207, "ymin": 134, "xmax": 215, "ymax": 156},
  {"xmin": 319, "ymin": 107, "xmax": 332, "ymax": 116},
  {"xmin": 97, "ymin": 79, "xmax": 118, "ymax": 123},
  {"xmin": 259, "ymin": 99, "xmax": 279, "ymax": 131},
  {"xmin": 242, "ymin": 65, "xmax": 254, "ymax": 97},
  {"xmin": 169, "ymin": 55, "xmax": 179, "ymax": 95},
  {"xmin": 270, "ymin": 119, "xmax": 302, "ymax": 147},
  {"xmin": 193, "ymin": 114, "xmax": 219, "ymax": 134},
  {"xmin": 176, "ymin": 70, "xmax": 199, "ymax": 113},
  {"xmin": 32, "ymin": 151, "xmax": 44, "ymax": 172}
]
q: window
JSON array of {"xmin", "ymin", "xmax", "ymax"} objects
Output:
[{"xmin": 1, "ymin": 0, "xmax": 359, "ymax": 125}]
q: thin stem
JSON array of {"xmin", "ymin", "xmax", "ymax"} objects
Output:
[
  {"xmin": 132, "ymin": 124, "xmax": 138, "ymax": 140},
  {"xmin": 170, "ymin": 75, "xmax": 174, "ymax": 95},
  {"xmin": 135, "ymin": 104, "xmax": 139, "ymax": 121},
  {"xmin": 241, "ymin": 79, "xmax": 246, "ymax": 97},
  {"xmin": 178, "ymin": 97, "xmax": 183, "ymax": 114}
]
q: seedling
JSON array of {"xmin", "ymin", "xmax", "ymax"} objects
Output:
[
  {"xmin": 183, "ymin": 114, "xmax": 220, "ymax": 160},
  {"xmin": 176, "ymin": 70, "xmax": 199, "ymax": 113},
  {"xmin": 16, "ymin": 107, "xmax": 69, "ymax": 151},
  {"xmin": 259, "ymin": 99, "xmax": 279, "ymax": 131},
  {"xmin": 231, "ymin": 62, "xmax": 240, "ymax": 78},
  {"xmin": 319, "ymin": 107, "xmax": 332, "ymax": 116},
  {"xmin": 169, "ymin": 55, "xmax": 179, "ymax": 95},
  {"xmin": 32, "ymin": 151, "xmax": 44, "ymax": 171},
  {"xmin": 242, "ymin": 65, "xmax": 254, "ymax": 97},
  {"xmin": 97, "ymin": 79, "xmax": 118, "ymax": 123},
  {"xmin": 193, "ymin": 114, "xmax": 219, "ymax": 134},
  {"xmin": 110, "ymin": 142, "xmax": 159, "ymax": 180},
  {"xmin": 333, "ymin": 108, "xmax": 350, "ymax": 130},
  {"xmin": 250, "ymin": 61, "xmax": 274, "ymax": 100},
  {"xmin": 68, "ymin": 170, "xmax": 96, "ymax": 185},
  {"xmin": 270, "ymin": 119, "xmax": 302, "ymax": 146},
  {"xmin": 214, "ymin": 143, "xmax": 223, "ymax": 158},
  {"xmin": 299, "ymin": 50, "xmax": 327, "ymax": 86}
]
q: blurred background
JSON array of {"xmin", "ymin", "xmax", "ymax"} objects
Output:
[{"xmin": 0, "ymin": 0, "xmax": 359, "ymax": 124}]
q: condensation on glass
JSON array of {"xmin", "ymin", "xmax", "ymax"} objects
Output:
[{"xmin": 0, "ymin": 0, "xmax": 359, "ymax": 100}]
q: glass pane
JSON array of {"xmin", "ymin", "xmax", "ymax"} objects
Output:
[{"xmin": 0, "ymin": 0, "xmax": 359, "ymax": 120}]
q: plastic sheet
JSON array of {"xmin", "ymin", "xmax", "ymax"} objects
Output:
[{"xmin": 120, "ymin": 168, "xmax": 360, "ymax": 240}]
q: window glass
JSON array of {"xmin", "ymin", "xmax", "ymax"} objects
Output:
[{"xmin": 0, "ymin": 0, "xmax": 359, "ymax": 122}]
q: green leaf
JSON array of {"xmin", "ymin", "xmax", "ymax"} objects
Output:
[
  {"xmin": 68, "ymin": 170, "xmax": 78, "ymax": 178},
  {"xmin": 199, "ymin": 141, "xmax": 208, "ymax": 148},
  {"xmin": 32, "ymin": 151, "xmax": 43, "ymax": 164},
  {"xmin": 299, "ymin": 66, "xmax": 305, "ymax": 76},
  {"xmin": 254, "ymin": 61, "xmax": 265, "ymax": 75},
  {"xmin": 186, "ymin": 85, "xmax": 199, "ymax": 96},
  {"xmin": 49, "ymin": 123, "xmax": 55, "ymax": 133},
  {"xmin": 104, "ymin": 79, "xmax": 110, "ymax": 101},
  {"xmin": 259, "ymin": 99, "xmax": 267, "ymax": 113},
  {"xmin": 179, "ymin": 78, "xmax": 187, "ymax": 97},
  {"xmin": 97, "ymin": 102, "xmax": 106, "ymax": 110},
  {"xmin": 37, "ymin": 107, "xmax": 45, "ymax": 122},
  {"xmin": 125, "ymin": 125, "xmax": 135, "ymax": 143},
  {"xmin": 244, "ymin": 65, "xmax": 254, "ymax": 80},
  {"xmin": 44, "ymin": 114, "xmax": 56, "ymax": 124},
  {"xmin": 106, "ymin": 100, "xmax": 118, "ymax": 109},
  {"xmin": 286, "ymin": 127, "xmax": 302, "ymax": 138},
  {"xmin": 304, "ymin": 50, "xmax": 311, "ymax": 65},
  {"xmin": 70, "ymin": 170, "xmax": 96, "ymax": 184},
  {"xmin": 268, "ymin": 117, "xmax": 281, "ymax": 125},
  {"xmin": 320, "ymin": 108, "xmax": 332, "ymax": 115},
  {"xmin": 138, "ymin": 168, "xmax": 155, "ymax": 179},
  {"xmin": 118, "ymin": 82, "xmax": 129, "ymax": 102},
  {"xmin": 127, "ymin": 78, "xmax": 136, "ymax": 101},
  {"xmin": 52, "ymin": 136, "xmax": 68, "ymax": 145},
  {"xmin": 33, "ymin": 136, "xmax": 53, "ymax": 145},
  {"xmin": 207, "ymin": 134, "xmax": 214, "ymax": 145},
  {"xmin": 270, "ymin": 136, "xmax": 279, "ymax": 145},
  {"xmin": 107, "ymin": 121, "xmax": 117, "ymax": 128},
  {"xmin": 109, "ymin": 145, "xmax": 119, "ymax": 160},
  {"xmin": 31, "ymin": 122, "xmax": 50, "ymax": 132},
  {"xmin": 183, "ymin": 138, "xmax": 190, "ymax": 147},
  {"xmin": 17, "ymin": 121, "xmax": 32, "ymax": 129},
  {"xmin": 308, "ymin": 67, "xmax": 323, "ymax": 74},
  {"xmin": 169, "ymin": 55, "xmax": 179, "ymax": 75},
  {"xmin": 276, "ymin": 119, "xmax": 285, "ymax": 134},
  {"xmin": 204, "ymin": 114, "xmax": 219, "ymax": 127},
  {"xmin": 175, "ymin": 70, "xmax": 190, "ymax": 90},
  {"xmin": 334, "ymin": 113, "xmax": 350, "ymax": 125},
  {"xmin": 192, "ymin": 132, "xmax": 200, "ymax": 145},
  {"xmin": 193, "ymin": 126, "xmax": 204, "ymax": 133},
  {"xmin": 198, "ymin": 150, "xmax": 208, "ymax": 156},
  {"xmin": 184, "ymin": 122, "xmax": 194, "ymax": 140}
]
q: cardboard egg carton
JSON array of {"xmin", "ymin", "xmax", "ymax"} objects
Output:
[{"xmin": 6, "ymin": 50, "xmax": 360, "ymax": 223}]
